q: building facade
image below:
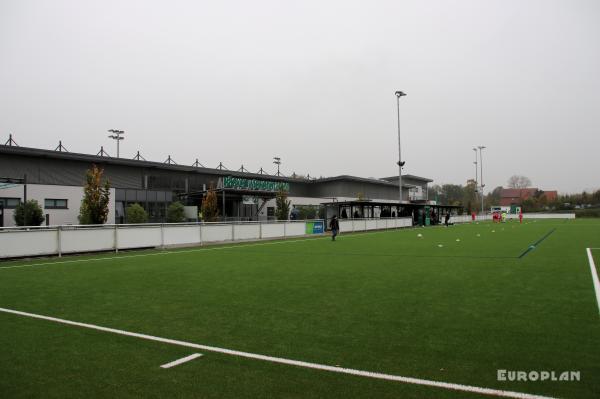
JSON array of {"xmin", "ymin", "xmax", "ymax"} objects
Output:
[{"xmin": 0, "ymin": 145, "xmax": 433, "ymax": 227}]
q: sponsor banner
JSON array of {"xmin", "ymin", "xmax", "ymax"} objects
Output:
[
  {"xmin": 306, "ymin": 220, "xmax": 324, "ymax": 234},
  {"xmin": 222, "ymin": 176, "xmax": 289, "ymax": 192}
]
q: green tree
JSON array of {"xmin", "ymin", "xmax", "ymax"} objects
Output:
[
  {"xmin": 201, "ymin": 184, "xmax": 219, "ymax": 222},
  {"xmin": 298, "ymin": 205, "xmax": 319, "ymax": 220},
  {"xmin": 126, "ymin": 203, "xmax": 148, "ymax": 223},
  {"xmin": 463, "ymin": 179, "xmax": 478, "ymax": 212},
  {"xmin": 275, "ymin": 189, "xmax": 291, "ymax": 220},
  {"xmin": 485, "ymin": 186, "xmax": 503, "ymax": 208},
  {"xmin": 167, "ymin": 201, "xmax": 186, "ymax": 223},
  {"xmin": 441, "ymin": 184, "xmax": 465, "ymax": 206},
  {"xmin": 79, "ymin": 164, "xmax": 111, "ymax": 224},
  {"xmin": 14, "ymin": 200, "xmax": 45, "ymax": 226}
]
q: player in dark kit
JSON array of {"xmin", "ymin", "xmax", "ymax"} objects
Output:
[{"xmin": 329, "ymin": 215, "xmax": 340, "ymax": 241}]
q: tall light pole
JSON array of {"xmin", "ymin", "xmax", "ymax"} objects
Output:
[
  {"xmin": 273, "ymin": 157, "xmax": 281, "ymax": 176},
  {"xmin": 473, "ymin": 148, "xmax": 478, "ymax": 187},
  {"xmin": 478, "ymin": 145, "xmax": 486, "ymax": 214},
  {"xmin": 473, "ymin": 147, "xmax": 478, "ymax": 212},
  {"xmin": 395, "ymin": 91, "xmax": 406, "ymax": 203},
  {"xmin": 108, "ymin": 129, "xmax": 124, "ymax": 158}
]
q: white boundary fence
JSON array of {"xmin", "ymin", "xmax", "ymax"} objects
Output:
[
  {"xmin": 338, "ymin": 217, "xmax": 412, "ymax": 233},
  {"xmin": 506, "ymin": 213, "xmax": 576, "ymax": 219},
  {"xmin": 452, "ymin": 213, "xmax": 575, "ymax": 223},
  {"xmin": 0, "ymin": 214, "xmax": 576, "ymax": 259},
  {"xmin": 0, "ymin": 217, "xmax": 412, "ymax": 259}
]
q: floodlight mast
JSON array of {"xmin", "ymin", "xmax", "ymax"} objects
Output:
[
  {"xmin": 273, "ymin": 157, "xmax": 281, "ymax": 176},
  {"xmin": 478, "ymin": 145, "xmax": 486, "ymax": 214},
  {"xmin": 473, "ymin": 148, "xmax": 478, "ymax": 190},
  {"xmin": 395, "ymin": 91, "xmax": 406, "ymax": 204},
  {"xmin": 108, "ymin": 129, "xmax": 125, "ymax": 158}
]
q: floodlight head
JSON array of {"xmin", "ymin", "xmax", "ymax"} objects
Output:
[
  {"xmin": 478, "ymin": 145, "xmax": 486, "ymax": 150},
  {"xmin": 395, "ymin": 91, "xmax": 406, "ymax": 97}
]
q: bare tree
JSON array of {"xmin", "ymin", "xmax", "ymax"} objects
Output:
[{"xmin": 507, "ymin": 175, "xmax": 532, "ymax": 189}]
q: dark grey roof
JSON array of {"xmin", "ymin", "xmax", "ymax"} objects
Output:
[
  {"xmin": 0, "ymin": 145, "xmax": 298, "ymax": 182},
  {"xmin": 380, "ymin": 174, "xmax": 433, "ymax": 183},
  {"xmin": 312, "ymin": 175, "xmax": 418, "ymax": 188},
  {"xmin": 0, "ymin": 145, "xmax": 432, "ymax": 187}
]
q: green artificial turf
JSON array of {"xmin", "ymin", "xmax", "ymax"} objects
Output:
[{"xmin": 1, "ymin": 219, "xmax": 599, "ymax": 398}]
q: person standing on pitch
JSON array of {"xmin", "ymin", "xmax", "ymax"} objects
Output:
[
  {"xmin": 519, "ymin": 210, "xmax": 523, "ymax": 224},
  {"xmin": 329, "ymin": 215, "xmax": 340, "ymax": 241}
]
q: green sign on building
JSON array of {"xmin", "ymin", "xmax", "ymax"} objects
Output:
[{"xmin": 222, "ymin": 176, "xmax": 290, "ymax": 192}]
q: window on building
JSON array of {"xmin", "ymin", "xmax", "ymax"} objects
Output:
[
  {"xmin": 0, "ymin": 198, "xmax": 21, "ymax": 209},
  {"xmin": 44, "ymin": 199, "xmax": 68, "ymax": 209}
]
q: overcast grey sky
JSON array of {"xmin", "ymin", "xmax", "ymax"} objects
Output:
[{"xmin": 1, "ymin": 0, "xmax": 598, "ymax": 193}]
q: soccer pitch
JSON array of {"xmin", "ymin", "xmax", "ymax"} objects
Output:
[{"xmin": 1, "ymin": 219, "xmax": 599, "ymax": 398}]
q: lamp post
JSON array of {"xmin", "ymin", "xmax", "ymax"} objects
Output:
[
  {"xmin": 395, "ymin": 91, "xmax": 406, "ymax": 203},
  {"xmin": 473, "ymin": 148, "xmax": 478, "ymax": 189},
  {"xmin": 478, "ymin": 145, "xmax": 486, "ymax": 214},
  {"xmin": 108, "ymin": 129, "xmax": 125, "ymax": 158},
  {"xmin": 473, "ymin": 147, "xmax": 478, "ymax": 213},
  {"xmin": 273, "ymin": 157, "xmax": 281, "ymax": 176}
]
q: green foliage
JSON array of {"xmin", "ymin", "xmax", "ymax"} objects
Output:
[
  {"xmin": 201, "ymin": 185, "xmax": 219, "ymax": 222},
  {"xmin": 574, "ymin": 208, "xmax": 600, "ymax": 218},
  {"xmin": 463, "ymin": 179, "xmax": 478, "ymax": 212},
  {"xmin": 484, "ymin": 186, "xmax": 503, "ymax": 209},
  {"xmin": 275, "ymin": 189, "xmax": 291, "ymax": 220},
  {"xmin": 79, "ymin": 165, "xmax": 111, "ymax": 224},
  {"xmin": 296, "ymin": 205, "xmax": 319, "ymax": 220},
  {"xmin": 13, "ymin": 200, "xmax": 45, "ymax": 226},
  {"xmin": 167, "ymin": 201, "xmax": 186, "ymax": 223},
  {"xmin": 126, "ymin": 203, "xmax": 148, "ymax": 224}
]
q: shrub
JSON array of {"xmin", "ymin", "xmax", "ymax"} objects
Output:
[
  {"xmin": 275, "ymin": 189, "xmax": 291, "ymax": 220},
  {"xmin": 14, "ymin": 200, "xmax": 45, "ymax": 226},
  {"xmin": 79, "ymin": 165, "xmax": 111, "ymax": 224},
  {"xmin": 575, "ymin": 208, "xmax": 600, "ymax": 218},
  {"xmin": 167, "ymin": 201, "xmax": 186, "ymax": 223},
  {"xmin": 201, "ymin": 185, "xmax": 219, "ymax": 222},
  {"xmin": 126, "ymin": 203, "xmax": 148, "ymax": 224}
]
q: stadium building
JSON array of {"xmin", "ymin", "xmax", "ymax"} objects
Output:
[{"xmin": 0, "ymin": 143, "xmax": 449, "ymax": 227}]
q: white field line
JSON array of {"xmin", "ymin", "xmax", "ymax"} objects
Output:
[
  {"xmin": 0, "ymin": 228, "xmax": 403, "ymax": 271},
  {"xmin": 0, "ymin": 307, "xmax": 555, "ymax": 399},
  {"xmin": 586, "ymin": 248, "xmax": 600, "ymax": 316},
  {"xmin": 160, "ymin": 353, "xmax": 203, "ymax": 369}
]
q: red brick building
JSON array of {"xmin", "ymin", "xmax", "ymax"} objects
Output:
[{"xmin": 499, "ymin": 188, "xmax": 558, "ymax": 206}]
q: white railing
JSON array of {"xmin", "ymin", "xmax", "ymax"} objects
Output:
[
  {"xmin": 337, "ymin": 217, "xmax": 413, "ymax": 233},
  {"xmin": 451, "ymin": 213, "xmax": 575, "ymax": 223},
  {"xmin": 506, "ymin": 212, "xmax": 576, "ymax": 219},
  {"xmin": 0, "ymin": 217, "xmax": 412, "ymax": 259},
  {"xmin": 0, "ymin": 220, "xmax": 317, "ymax": 259},
  {"xmin": 2, "ymin": 213, "xmax": 577, "ymax": 259}
]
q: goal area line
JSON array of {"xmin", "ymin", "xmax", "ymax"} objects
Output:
[{"xmin": 0, "ymin": 306, "xmax": 555, "ymax": 399}]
